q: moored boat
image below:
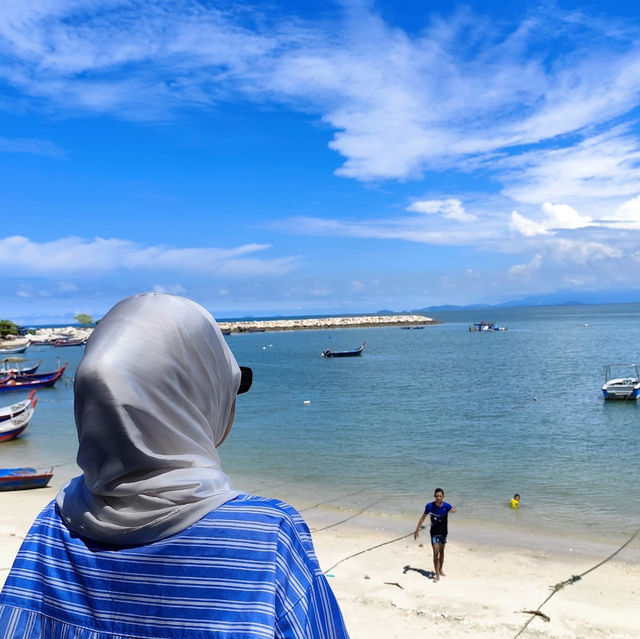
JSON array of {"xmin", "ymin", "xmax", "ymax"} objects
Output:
[
  {"xmin": 0, "ymin": 363, "xmax": 67, "ymax": 393},
  {"xmin": 0, "ymin": 467, "xmax": 53, "ymax": 491},
  {"xmin": 469, "ymin": 322, "xmax": 507, "ymax": 332},
  {"xmin": 0, "ymin": 340, "xmax": 31, "ymax": 354},
  {"xmin": 602, "ymin": 363, "xmax": 640, "ymax": 400},
  {"xmin": 0, "ymin": 397, "xmax": 38, "ymax": 442},
  {"xmin": 52, "ymin": 336, "xmax": 87, "ymax": 347},
  {"xmin": 321, "ymin": 342, "xmax": 366, "ymax": 358},
  {"xmin": 0, "ymin": 356, "xmax": 41, "ymax": 375},
  {"xmin": 0, "ymin": 390, "xmax": 37, "ymax": 423}
]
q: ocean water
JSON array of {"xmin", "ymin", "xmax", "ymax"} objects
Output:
[{"xmin": 2, "ymin": 304, "xmax": 639, "ymax": 553}]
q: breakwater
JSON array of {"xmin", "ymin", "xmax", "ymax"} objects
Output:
[{"xmin": 217, "ymin": 314, "xmax": 438, "ymax": 333}]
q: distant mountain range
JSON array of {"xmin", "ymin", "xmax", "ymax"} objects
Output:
[{"xmin": 378, "ymin": 289, "xmax": 640, "ymax": 315}]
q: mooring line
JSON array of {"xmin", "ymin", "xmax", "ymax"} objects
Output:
[
  {"xmin": 323, "ymin": 531, "xmax": 415, "ymax": 575},
  {"xmin": 513, "ymin": 526, "xmax": 640, "ymax": 638},
  {"xmin": 311, "ymin": 498, "xmax": 386, "ymax": 533},
  {"xmin": 299, "ymin": 488, "xmax": 369, "ymax": 512}
]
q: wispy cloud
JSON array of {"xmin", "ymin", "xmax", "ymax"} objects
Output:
[
  {"xmin": 0, "ymin": 136, "xmax": 64, "ymax": 157},
  {"xmin": 0, "ymin": 235, "xmax": 297, "ymax": 276},
  {"xmin": 2, "ymin": 0, "xmax": 640, "ymax": 195}
]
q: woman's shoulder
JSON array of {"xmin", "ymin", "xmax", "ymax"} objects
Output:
[{"xmin": 209, "ymin": 494, "xmax": 307, "ymax": 527}]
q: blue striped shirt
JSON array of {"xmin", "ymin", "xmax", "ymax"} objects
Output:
[{"xmin": 0, "ymin": 495, "xmax": 349, "ymax": 638}]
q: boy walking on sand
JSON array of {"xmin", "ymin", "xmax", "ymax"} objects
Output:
[{"xmin": 414, "ymin": 488, "xmax": 456, "ymax": 582}]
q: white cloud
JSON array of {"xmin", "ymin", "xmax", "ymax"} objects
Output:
[
  {"xmin": 0, "ymin": 235, "xmax": 297, "ymax": 276},
  {"xmin": 152, "ymin": 284, "xmax": 186, "ymax": 295},
  {"xmin": 501, "ymin": 127, "xmax": 640, "ymax": 205},
  {"xmin": 510, "ymin": 202, "xmax": 591, "ymax": 237},
  {"xmin": 0, "ymin": 136, "xmax": 64, "ymax": 157},
  {"xmin": 2, "ymin": 1, "xmax": 640, "ymax": 193},
  {"xmin": 407, "ymin": 198, "xmax": 477, "ymax": 222},
  {"xmin": 600, "ymin": 194, "xmax": 640, "ymax": 229},
  {"xmin": 540, "ymin": 202, "xmax": 592, "ymax": 230},
  {"xmin": 509, "ymin": 211, "xmax": 549, "ymax": 237},
  {"xmin": 509, "ymin": 254, "xmax": 543, "ymax": 276}
]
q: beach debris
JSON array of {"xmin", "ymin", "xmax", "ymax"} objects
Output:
[
  {"xmin": 364, "ymin": 575, "xmax": 370, "ymax": 580},
  {"xmin": 384, "ymin": 581, "xmax": 404, "ymax": 589},
  {"xmin": 519, "ymin": 610, "xmax": 550, "ymax": 622}
]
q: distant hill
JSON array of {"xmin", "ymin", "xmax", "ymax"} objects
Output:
[{"xmin": 393, "ymin": 289, "xmax": 640, "ymax": 314}]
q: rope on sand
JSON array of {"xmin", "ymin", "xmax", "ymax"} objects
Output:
[
  {"xmin": 311, "ymin": 499, "xmax": 385, "ymax": 533},
  {"xmin": 300, "ymin": 488, "xmax": 369, "ymax": 512},
  {"xmin": 513, "ymin": 525, "xmax": 640, "ymax": 638},
  {"xmin": 323, "ymin": 531, "xmax": 414, "ymax": 575}
]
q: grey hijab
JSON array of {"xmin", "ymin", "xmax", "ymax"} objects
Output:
[{"xmin": 56, "ymin": 293, "xmax": 241, "ymax": 545}]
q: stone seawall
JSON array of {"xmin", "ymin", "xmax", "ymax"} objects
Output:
[{"xmin": 218, "ymin": 314, "xmax": 439, "ymax": 333}]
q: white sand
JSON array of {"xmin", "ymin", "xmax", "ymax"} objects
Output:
[{"xmin": 1, "ymin": 479, "xmax": 638, "ymax": 638}]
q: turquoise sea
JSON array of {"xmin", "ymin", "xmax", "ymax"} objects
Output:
[{"xmin": 2, "ymin": 304, "xmax": 639, "ymax": 557}]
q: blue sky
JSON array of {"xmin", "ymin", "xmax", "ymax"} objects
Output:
[{"xmin": 2, "ymin": 0, "xmax": 640, "ymax": 323}]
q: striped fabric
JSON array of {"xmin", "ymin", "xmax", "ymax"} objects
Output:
[{"xmin": 0, "ymin": 495, "xmax": 349, "ymax": 638}]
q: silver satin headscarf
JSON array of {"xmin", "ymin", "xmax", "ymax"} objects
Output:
[{"xmin": 56, "ymin": 293, "xmax": 241, "ymax": 545}]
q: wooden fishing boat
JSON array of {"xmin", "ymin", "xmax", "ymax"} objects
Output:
[
  {"xmin": 52, "ymin": 336, "xmax": 87, "ymax": 347},
  {"xmin": 0, "ymin": 467, "xmax": 53, "ymax": 491},
  {"xmin": 0, "ymin": 357, "xmax": 41, "ymax": 376},
  {"xmin": 321, "ymin": 342, "xmax": 366, "ymax": 358},
  {"xmin": 0, "ymin": 363, "xmax": 67, "ymax": 393},
  {"xmin": 0, "ymin": 390, "xmax": 37, "ymax": 423},
  {"xmin": 0, "ymin": 397, "xmax": 38, "ymax": 442},
  {"xmin": 0, "ymin": 340, "xmax": 31, "ymax": 354}
]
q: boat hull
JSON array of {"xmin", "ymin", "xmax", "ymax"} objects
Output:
[
  {"xmin": 0, "ymin": 467, "xmax": 53, "ymax": 491},
  {"xmin": 601, "ymin": 383, "xmax": 640, "ymax": 400},
  {"xmin": 0, "ymin": 364, "xmax": 67, "ymax": 392}
]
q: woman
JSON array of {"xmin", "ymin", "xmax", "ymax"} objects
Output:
[{"xmin": 0, "ymin": 293, "xmax": 349, "ymax": 638}]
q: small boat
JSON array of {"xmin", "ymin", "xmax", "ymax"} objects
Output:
[
  {"xmin": 0, "ymin": 356, "xmax": 41, "ymax": 376},
  {"xmin": 602, "ymin": 364, "xmax": 640, "ymax": 400},
  {"xmin": 468, "ymin": 322, "xmax": 507, "ymax": 332},
  {"xmin": 52, "ymin": 337, "xmax": 87, "ymax": 347},
  {"xmin": 0, "ymin": 363, "xmax": 67, "ymax": 393},
  {"xmin": 0, "ymin": 395, "xmax": 38, "ymax": 441},
  {"xmin": 322, "ymin": 342, "xmax": 366, "ymax": 358},
  {"xmin": 0, "ymin": 390, "xmax": 37, "ymax": 423},
  {"xmin": 0, "ymin": 467, "xmax": 53, "ymax": 491},
  {"xmin": 0, "ymin": 340, "xmax": 31, "ymax": 354}
]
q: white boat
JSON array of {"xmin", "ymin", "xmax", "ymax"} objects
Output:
[
  {"xmin": 601, "ymin": 364, "xmax": 640, "ymax": 400},
  {"xmin": 468, "ymin": 322, "xmax": 507, "ymax": 332}
]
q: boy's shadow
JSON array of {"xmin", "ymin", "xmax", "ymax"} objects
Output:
[{"xmin": 403, "ymin": 565, "xmax": 436, "ymax": 580}]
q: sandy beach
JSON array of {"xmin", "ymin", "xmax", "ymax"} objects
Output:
[{"xmin": 1, "ymin": 477, "xmax": 638, "ymax": 639}]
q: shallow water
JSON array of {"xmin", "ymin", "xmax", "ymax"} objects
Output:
[{"xmin": 1, "ymin": 304, "xmax": 639, "ymax": 552}]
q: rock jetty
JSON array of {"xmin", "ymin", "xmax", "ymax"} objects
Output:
[{"xmin": 218, "ymin": 314, "xmax": 438, "ymax": 333}]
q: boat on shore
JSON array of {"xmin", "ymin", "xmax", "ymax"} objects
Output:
[
  {"xmin": 322, "ymin": 342, "xmax": 366, "ymax": 358},
  {"xmin": 0, "ymin": 363, "xmax": 67, "ymax": 393},
  {"xmin": 0, "ymin": 467, "xmax": 53, "ymax": 491},
  {"xmin": 468, "ymin": 322, "xmax": 508, "ymax": 332},
  {"xmin": 601, "ymin": 363, "xmax": 640, "ymax": 400}
]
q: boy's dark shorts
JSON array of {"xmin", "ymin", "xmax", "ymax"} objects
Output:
[{"xmin": 431, "ymin": 534, "xmax": 447, "ymax": 545}]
